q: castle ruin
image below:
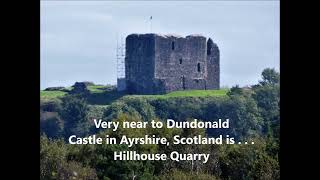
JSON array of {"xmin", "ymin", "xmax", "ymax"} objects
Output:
[{"xmin": 119, "ymin": 33, "xmax": 220, "ymax": 94}]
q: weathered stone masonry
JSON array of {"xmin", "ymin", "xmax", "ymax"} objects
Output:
[{"xmin": 125, "ymin": 33, "xmax": 219, "ymax": 94}]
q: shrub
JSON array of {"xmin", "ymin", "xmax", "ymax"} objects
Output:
[
  {"xmin": 56, "ymin": 161, "xmax": 98, "ymax": 180},
  {"xmin": 158, "ymin": 169, "xmax": 218, "ymax": 180},
  {"xmin": 40, "ymin": 112, "xmax": 64, "ymax": 138}
]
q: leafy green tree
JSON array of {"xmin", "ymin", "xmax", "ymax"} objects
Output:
[
  {"xmin": 205, "ymin": 94, "xmax": 262, "ymax": 140},
  {"xmin": 74, "ymin": 113, "xmax": 158, "ymax": 180},
  {"xmin": 259, "ymin": 68, "xmax": 280, "ymax": 85},
  {"xmin": 56, "ymin": 161, "xmax": 98, "ymax": 180},
  {"xmin": 40, "ymin": 99, "xmax": 62, "ymax": 112},
  {"xmin": 40, "ymin": 112, "xmax": 64, "ymax": 138},
  {"xmin": 40, "ymin": 68, "xmax": 280, "ymax": 179},
  {"xmin": 40, "ymin": 135, "xmax": 98, "ymax": 180},
  {"xmin": 40, "ymin": 135, "xmax": 67, "ymax": 180},
  {"xmin": 103, "ymin": 100, "xmax": 140, "ymax": 121},
  {"xmin": 158, "ymin": 169, "xmax": 218, "ymax": 180},
  {"xmin": 149, "ymin": 97, "xmax": 206, "ymax": 121},
  {"xmin": 226, "ymin": 94, "xmax": 263, "ymax": 139},
  {"xmin": 59, "ymin": 95, "xmax": 90, "ymax": 138},
  {"xmin": 124, "ymin": 98, "xmax": 156, "ymax": 121},
  {"xmin": 219, "ymin": 138, "xmax": 279, "ymax": 180},
  {"xmin": 176, "ymin": 119, "xmax": 209, "ymax": 174},
  {"xmin": 253, "ymin": 84, "xmax": 280, "ymax": 137},
  {"xmin": 227, "ymin": 85, "xmax": 243, "ymax": 96},
  {"xmin": 253, "ymin": 68, "xmax": 280, "ymax": 138}
]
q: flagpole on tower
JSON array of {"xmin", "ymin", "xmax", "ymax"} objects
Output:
[{"xmin": 150, "ymin": 16, "xmax": 152, "ymax": 33}]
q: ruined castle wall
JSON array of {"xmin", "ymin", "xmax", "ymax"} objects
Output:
[
  {"xmin": 125, "ymin": 34, "xmax": 156, "ymax": 94},
  {"xmin": 154, "ymin": 34, "xmax": 207, "ymax": 93},
  {"xmin": 124, "ymin": 33, "xmax": 220, "ymax": 94},
  {"xmin": 206, "ymin": 38, "xmax": 220, "ymax": 89}
]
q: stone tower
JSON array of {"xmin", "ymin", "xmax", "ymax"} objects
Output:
[{"xmin": 124, "ymin": 33, "xmax": 219, "ymax": 94}]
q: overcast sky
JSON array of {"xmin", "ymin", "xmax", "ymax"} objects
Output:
[{"xmin": 40, "ymin": 1, "xmax": 279, "ymax": 90}]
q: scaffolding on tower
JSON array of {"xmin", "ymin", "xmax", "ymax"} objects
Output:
[{"xmin": 116, "ymin": 36, "xmax": 126, "ymax": 91}]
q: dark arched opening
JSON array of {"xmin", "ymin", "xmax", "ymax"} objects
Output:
[
  {"xmin": 181, "ymin": 76, "xmax": 186, "ymax": 90},
  {"xmin": 207, "ymin": 38, "xmax": 213, "ymax": 55}
]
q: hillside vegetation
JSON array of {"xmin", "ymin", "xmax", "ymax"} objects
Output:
[
  {"xmin": 129, "ymin": 89, "xmax": 228, "ymax": 98},
  {"xmin": 40, "ymin": 90, "xmax": 67, "ymax": 101},
  {"xmin": 40, "ymin": 68, "xmax": 280, "ymax": 180},
  {"xmin": 41, "ymin": 85, "xmax": 229, "ymax": 105}
]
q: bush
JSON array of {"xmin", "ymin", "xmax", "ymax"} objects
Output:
[
  {"xmin": 44, "ymin": 87, "xmax": 65, "ymax": 91},
  {"xmin": 40, "ymin": 136, "xmax": 67, "ymax": 180},
  {"xmin": 59, "ymin": 95, "xmax": 90, "ymax": 138},
  {"xmin": 158, "ymin": 169, "xmax": 218, "ymax": 180},
  {"xmin": 40, "ymin": 100, "xmax": 61, "ymax": 112},
  {"xmin": 219, "ymin": 138, "xmax": 279, "ymax": 180},
  {"xmin": 56, "ymin": 161, "xmax": 98, "ymax": 180},
  {"xmin": 40, "ymin": 112, "xmax": 64, "ymax": 138}
]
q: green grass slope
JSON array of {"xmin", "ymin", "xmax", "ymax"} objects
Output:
[
  {"xmin": 40, "ymin": 85, "xmax": 229, "ymax": 105},
  {"xmin": 129, "ymin": 89, "xmax": 228, "ymax": 99},
  {"xmin": 40, "ymin": 91, "xmax": 67, "ymax": 101}
]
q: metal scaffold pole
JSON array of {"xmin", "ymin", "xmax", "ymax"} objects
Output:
[{"xmin": 116, "ymin": 34, "xmax": 126, "ymax": 91}]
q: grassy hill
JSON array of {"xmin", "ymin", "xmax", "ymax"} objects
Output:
[
  {"xmin": 40, "ymin": 84, "xmax": 229, "ymax": 105},
  {"xmin": 130, "ymin": 89, "xmax": 228, "ymax": 99},
  {"xmin": 40, "ymin": 90, "xmax": 67, "ymax": 101}
]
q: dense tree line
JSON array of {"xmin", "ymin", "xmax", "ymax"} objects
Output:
[{"xmin": 40, "ymin": 68, "xmax": 280, "ymax": 180}]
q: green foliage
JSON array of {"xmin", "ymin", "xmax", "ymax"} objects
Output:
[
  {"xmin": 171, "ymin": 120, "xmax": 210, "ymax": 172},
  {"xmin": 93, "ymin": 143, "xmax": 154, "ymax": 180},
  {"xmin": 224, "ymin": 94, "xmax": 263, "ymax": 139},
  {"xmin": 40, "ymin": 111, "xmax": 64, "ymax": 138},
  {"xmin": 123, "ymin": 98, "xmax": 156, "ymax": 121},
  {"xmin": 103, "ymin": 100, "xmax": 142, "ymax": 122},
  {"xmin": 86, "ymin": 89, "xmax": 126, "ymax": 105},
  {"xmin": 59, "ymin": 94, "xmax": 90, "ymax": 137},
  {"xmin": 56, "ymin": 161, "xmax": 98, "ymax": 180},
  {"xmin": 130, "ymin": 89, "xmax": 228, "ymax": 99},
  {"xmin": 40, "ymin": 86, "xmax": 228, "ymax": 105},
  {"xmin": 227, "ymin": 85, "xmax": 243, "ymax": 96},
  {"xmin": 87, "ymin": 85, "xmax": 114, "ymax": 93},
  {"xmin": 65, "ymin": 114, "xmax": 159, "ymax": 179},
  {"xmin": 40, "ymin": 90, "xmax": 67, "ymax": 101},
  {"xmin": 149, "ymin": 96, "xmax": 225, "ymax": 121},
  {"xmin": 40, "ymin": 68, "xmax": 280, "ymax": 180},
  {"xmin": 104, "ymin": 98, "xmax": 156, "ymax": 122},
  {"xmin": 253, "ymin": 84, "xmax": 280, "ymax": 138},
  {"xmin": 158, "ymin": 169, "xmax": 218, "ymax": 180},
  {"xmin": 40, "ymin": 135, "xmax": 67, "ymax": 180},
  {"xmin": 40, "ymin": 135, "xmax": 98, "ymax": 180},
  {"xmin": 40, "ymin": 100, "xmax": 62, "ymax": 112},
  {"xmin": 253, "ymin": 69, "xmax": 280, "ymax": 138},
  {"xmin": 219, "ymin": 138, "xmax": 279, "ymax": 180},
  {"xmin": 259, "ymin": 68, "xmax": 280, "ymax": 86}
]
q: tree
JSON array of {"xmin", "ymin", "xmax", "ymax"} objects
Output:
[
  {"xmin": 227, "ymin": 85, "xmax": 243, "ymax": 96},
  {"xmin": 219, "ymin": 138, "xmax": 279, "ymax": 180},
  {"xmin": 223, "ymin": 95, "xmax": 263, "ymax": 139},
  {"xmin": 40, "ymin": 135, "xmax": 67, "ymax": 180},
  {"xmin": 253, "ymin": 68, "xmax": 280, "ymax": 138},
  {"xmin": 259, "ymin": 68, "xmax": 280, "ymax": 86},
  {"xmin": 253, "ymin": 84, "xmax": 280, "ymax": 138},
  {"xmin": 56, "ymin": 161, "xmax": 98, "ymax": 180},
  {"xmin": 40, "ymin": 111, "xmax": 64, "ymax": 138},
  {"xmin": 40, "ymin": 135, "xmax": 98, "ymax": 180},
  {"xmin": 59, "ymin": 95, "xmax": 90, "ymax": 138}
]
